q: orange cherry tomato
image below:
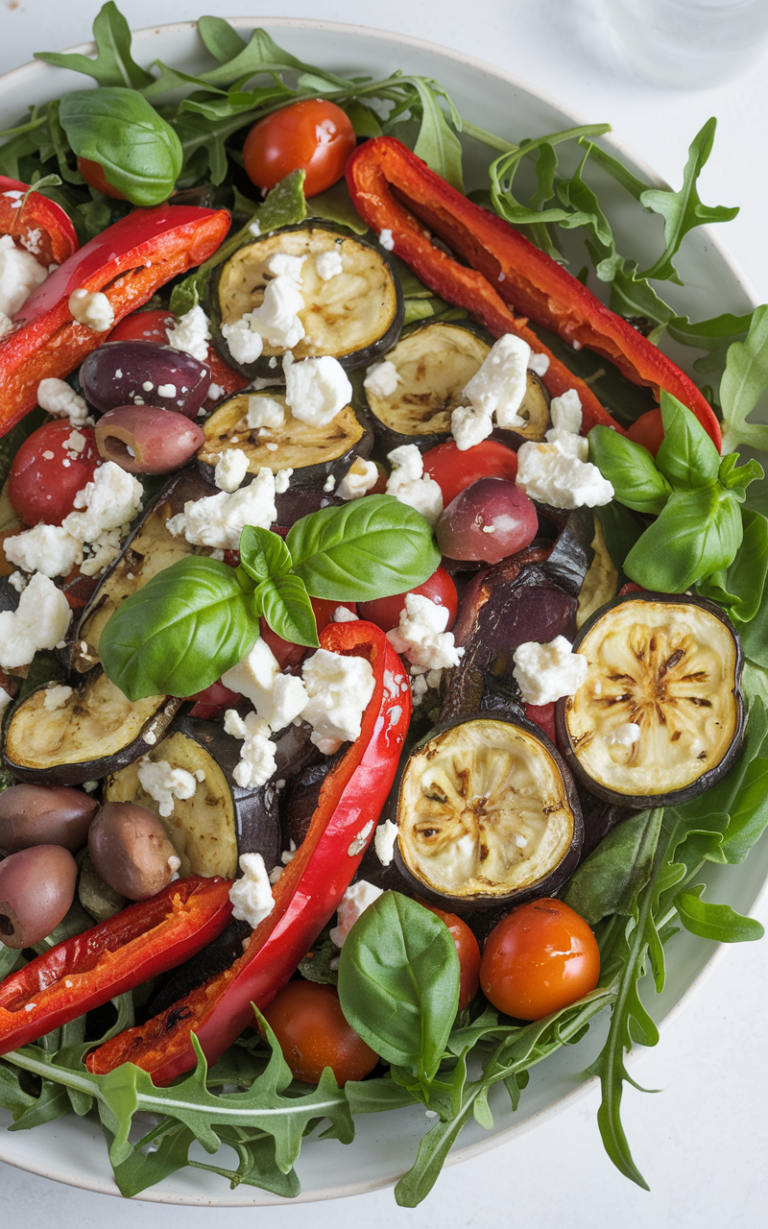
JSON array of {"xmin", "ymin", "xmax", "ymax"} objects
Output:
[
  {"xmin": 425, "ymin": 905, "xmax": 481, "ymax": 1011},
  {"xmin": 242, "ymin": 100, "xmax": 357, "ymax": 198},
  {"xmin": 358, "ymin": 566, "xmax": 458, "ymax": 634},
  {"xmin": 76, "ymin": 157, "xmax": 127, "ymax": 201},
  {"xmin": 422, "ymin": 439, "xmax": 519, "ymax": 508},
  {"xmin": 260, "ymin": 981, "xmax": 379, "ymax": 1085},
  {"xmin": 626, "ymin": 408, "xmax": 665, "ymax": 457},
  {"xmin": 480, "ymin": 898, "xmax": 600, "ymax": 1021}
]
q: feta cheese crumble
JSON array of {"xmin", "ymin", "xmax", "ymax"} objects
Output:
[
  {"xmin": 462, "ymin": 333, "xmax": 531, "ymax": 428},
  {"xmin": 165, "ymin": 305, "xmax": 211, "ymax": 362},
  {"xmin": 42, "ymin": 685, "xmax": 74, "ymax": 712},
  {"xmin": 68, "ymin": 288, "xmax": 114, "ymax": 332},
  {"xmin": 284, "ymin": 354, "xmax": 352, "ymax": 427},
  {"xmin": 329, "ymin": 880, "xmax": 384, "ymax": 947},
  {"xmin": 223, "ymin": 709, "xmax": 278, "ymax": 787},
  {"xmin": 0, "ymin": 572, "xmax": 72, "ymax": 670},
  {"xmin": 385, "ymin": 444, "xmax": 443, "ymax": 526},
  {"xmin": 246, "ymin": 396, "xmax": 285, "ymax": 430},
  {"xmin": 512, "ymin": 636, "xmax": 589, "ymax": 705},
  {"xmin": 4, "ymin": 523, "xmax": 82, "ymax": 577},
  {"xmin": 301, "ymin": 649, "xmax": 375, "ymax": 751},
  {"xmin": 0, "ymin": 233, "xmax": 48, "ymax": 318},
  {"xmin": 386, "ymin": 592, "xmax": 464, "ymax": 672},
  {"xmin": 516, "ymin": 438, "xmax": 613, "ymax": 509},
  {"xmin": 374, "ymin": 819, "xmax": 399, "ymax": 867},
  {"xmin": 137, "ymin": 758, "xmax": 198, "ymax": 817},
  {"xmin": 528, "ymin": 352, "xmax": 550, "ymax": 377},
  {"xmin": 214, "ymin": 448, "xmax": 250, "ymax": 493},
  {"xmin": 167, "ymin": 467, "xmax": 277, "ymax": 549},
  {"xmin": 450, "ymin": 402, "xmax": 494, "ymax": 451},
  {"xmin": 0, "ymin": 687, "xmax": 12, "ymax": 720},
  {"xmin": 314, "ymin": 248, "xmax": 343, "ymax": 281},
  {"xmin": 549, "ymin": 388, "xmax": 582, "ymax": 435},
  {"xmin": 36, "ymin": 378, "xmax": 90, "ymax": 427},
  {"xmin": 364, "ymin": 360, "xmax": 399, "ymax": 399},
  {"xmin": 337, "ymin": 457, "xmax": 379, "ymax": 501},
  {"xmin": 265, "ymin": 251, "xmax": 305, "ymax": 283},
  {"xmin": 378, "ymin": 228, "xmax": 395, "ymax": 251},
  {"xmin": 221, "ymin": 638, "xmax": 308, "ymax": 732},
  {"xmin": 229, "ymin": 852, "xmax": 275, "ymax": 928},
  {"xmin": 221, "ymin": 275, "xmax": 305, "ymax": 364}
]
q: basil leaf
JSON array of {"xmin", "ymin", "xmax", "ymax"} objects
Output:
[
  {"xmin": 623, "ymin": 484, "xmax": 743, "ymax": 592},
  {"xmin": 588, "ymin": 426, "xmax": 672, "ymax": 514},
  {"xmin": 59, "ymin": 89, "xmax": 182, "ymax": 206},
  {"xmin": 35, "ymin": 3, "xmax": 154, "ymax": 88},
  {"xmin": 286, "ymin": 495, "xmax": 440, "ymax": 601},
  {"xmin": 656, "ymin": 392, "xmax": 720, "ymax": 488},
  {"xmin": 338, "ymin": 893, "xmax": 460, "ymax": 1083},
  {"xmin": 239, "ymin": 525, "xmax": 292, "ymax": 584},
  {"xmin": 720, "ymin": 303, "xmax": 768, "ymax": 454},
  {"xmin": 675, "ymin": 885, "xmax": 764, "ymax": 943},
  {"xmin": 257, "ymin": 574, "xmax": 319, "ymax": 648},
  {"xmin": 698, "ymin": 508, "xmax": 768, "ymax": 626},
  {"xmin": 99, "ymin": 557, "xmax": 259, "ymax": 700}
]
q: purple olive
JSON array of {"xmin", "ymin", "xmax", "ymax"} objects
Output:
[
  {"xmin": 80, "ymin": 340, "xmax": 210, "ymax": 419},
  {"xmin": 0, "ymin": 784, "xmax": 98, "ymax": 854},
  {"xmin": 0, "ymin": 845, "xmax": 78, "ymax": 947},
  {"xmin": 89, "ymin": 802, "xmax": 180, "ymax": 901},
  {"xmin": 95, "ymin": 406, "xmax": 205, "ymax": 474},
  {"xmin": 436, "ymin": 477, "xmax": 539, "ymax": 563}
]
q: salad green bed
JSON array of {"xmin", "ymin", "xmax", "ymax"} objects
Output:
[{"xmin": 2, "ymin": 2, "xmax": 768, "ymax": 1205}]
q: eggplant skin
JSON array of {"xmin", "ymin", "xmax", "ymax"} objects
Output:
[
  {"xmin": 393, "ymin": 712, "xmax": 583, "ymax": 920},
  {"xmin": 555, "ymin": 592, "xmax": 746, "ymax": 808}
]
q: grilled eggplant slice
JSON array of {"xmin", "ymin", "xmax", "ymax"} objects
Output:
[
  {"xmin": 394, "ymin": 714, "xmax": 582, "ymax": 915},
  {"xmin": 197, "ymin": 389, "xmax": 373, "ymax": 487},
  {"xmin": 3, "ymin": 671, "xmax": 180, "ymax": 786},
  {"xmin": 212, "ymin": 223, "xmax": 404, "ymax": 378},
  {"xmin": 556, "ymin": 594, "xmax": 745, "ymax": 807}
]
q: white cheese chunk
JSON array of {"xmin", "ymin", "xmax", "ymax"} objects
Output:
[
  {"xmin": 36, "ymin": 378, "xmax": 90, "ymax": 427},
  {"xmin": 137, "ymin": 757, "xmax": 197, "ymax": 817},
  {"xmin": 166, "ymin": 467, "xmax": 276, "ymax": 550},
  {"xmin": 221, "ymin": 275, "xmax": 305, "ymax": 362},
  {"xmin": 516, "ymin": 440, "xmax": 613, "ymax": 509},
  {"xmin": 329, "ymin": 880, "xmax": 384, "ymax": 947},
  {"xmin": 512, "ymin": 635, "xmax": 589, "ymax": 705},
  {"xmin": 42, "ymin": 684, "xmax": 73, "ymax": 712},
  {"xmin": 4, "ymin": 523, "xmax": 82, "ymax": 577},
  {"xmin": 63, "ymin": 462, "xmax": 144, "ymax": 544},
  {"xmin": 549, "ymin": 388, "xmax": 582, "ymax": 434},
  {"xmin": 314, "ymin": 248, "xmax": 343, "ymax": 281},
  {"xmin": 337, "ymin": 457, "xmax": 379, "ymax": 501},
  {"xmin": 229, "ymin": 852, "xmax": 275, "ymax": 928},
  {"xmin": 374, "ymin": 819, "xmax": 399, "ymax": 868},
  {"xmin": 301, "ymin": 649, "xmax": 375, "ymax": 749},
  {"xmin": 0, "ymin": 572, "xmax": 72, "ymax": 670},
  {"xmin": 214, "ymin": 448, "xmax": 250, "ymax": 493},
  {"xmin": 462, "ymin": 333, "xmax": 531, "ymax": 428},
  {"xmin": 363, "ymin": 360, "xmax": 399, "ymax": 398},
  {"xmin": 386, "ymin": 592, "xmax": 464, "ymax": 672},
  {"xmin": 378, "ymin": 229, "xmax": 395, "ymax": 251},
  {"xmin": 165, "ymin": 304, "xmax": 211, "ymax": 362},
  {"xmin": 223, "ymin": 710, "xmax": 277, "ymax": 787},
  {"xmin": 528, "ymin": 352, "xmax": 550, "ymax": 377},
  {"xmin": 385, "ymin": 444, "xmax": 443, "ymax": 526},
  {"xmin": 0, "ymin": 686, "xmax": 12, "ymax": 720},
  {"xmin": 284, "ymin": 354, "xmax": 353, "ymax": 427},
  {"xmin": 222, "ymin": 638, "xmax": 309, "ymax": 732},
  {"xmin": 69, "ymin": 288, "xmax": 114, "ymax": 332},
  {"xmin": 265, "ymin": 251, "xmax": 306, "ymax": 283},
  {"xmin": 246, "ymin": 396, "xmax": 285, "ymax": 430},
  {"xmin": 450, "ymin": 403, "xmax": 494, "ymax": 451},
  {"xmin": 0, "ymin": 233, "xmax": 48, "ymax": 318}
]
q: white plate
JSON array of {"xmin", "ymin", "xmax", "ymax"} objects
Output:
[{"xmin": 0, "ymin": 16, "xmax": 764, "ymax": 1206}]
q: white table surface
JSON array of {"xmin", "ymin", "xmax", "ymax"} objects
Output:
[{"xmin": 2, "ymin": 2, "xmax": 768, "ymax": 1225}]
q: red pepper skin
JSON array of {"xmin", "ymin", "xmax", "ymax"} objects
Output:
[
  {"xmin": 0, "ymin": 175, "xmax": 79, "ymax": 267},
  {"xmin": 0, "ymin": 875, "xmax": 233, "ymax": 1055},
  {"xmin": 87, "ymin": 621, "xmax": 411, "ymax": 1084},
  {"xmin": 346, "ymin": 138, "xmax": 721, "ymax": 450},
  {"xmin": 0, "ymin": 204, "xmax": 230, "ymax": 439}
]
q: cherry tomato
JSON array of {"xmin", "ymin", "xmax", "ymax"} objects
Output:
[
  {"xmin": 260, "ymin": 981, "xmax": 379, "ymax": 1084},
  {"xmin": 524, "ymin": 702, "xmax": 557, "ymax": 744},
  {"xmin": 8, "ymin": 422, "xmax": 100, "ymax": 527},
  {"xmin": 480, "ymin": 898, "xmax": 600, "ymax": 1021},
  {"xmin": 108, "ymin": 308, "xmax": 177, "ymax": 345},
  {"xmin": 243, "ymin": 100, "xmax": 357, "ymax": 198},
  {"xmin": 76, "ymin": 157, "xmax": 127, "ymax": 200},
  {"xmin": 357, "ymin": 566, "xmax": 458, "ymax": 634},
  {"xmin": 422, "ymin": 439, "xmax": 519, "ymax": 509},
  {"xmin": 626, "ymin": 408, "xmax": 664, "ymax": 457},
  {"xmin": 425, "ymin": 905, "xmax": 481, "ymax": 1011},
  {"xmin": 188, "ymin": 679, "xmax": 242, "ymax": 720}
]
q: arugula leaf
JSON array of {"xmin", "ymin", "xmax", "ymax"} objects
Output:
[
  {"xmin": 34, "ymin": 3, "xmax": 154, "ymax": 88},
  {"xmin": 698, "ymin": 507, "xmax": 768, "ymax": 627},
  {"xmin": 196, "ymin": 16, "xmax": 248, "ymax": 63},
  {"xmin": 588, "ymin": 425, "xmax": 672, "ymax": 514},
  {"xmin": 720, "ymin": 304, "xmax": 768, "ymax": 453},
  {"xmin": 675, "ymin": 886, "xmax": 764, "ymax": 943},
  {"xmin": 410, "ymin": 79, "xmax": 464, "ymax": 191}
]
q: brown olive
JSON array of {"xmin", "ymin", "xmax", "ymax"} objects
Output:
[
  {"xmin": 0, "ymin": 784, "xmax": 99, "ymax": 855},
  {"xmin": 88, "ymin": 802, "xmax": 180, "ymax": 901},
  {"xmin": 0, "ymin": 845, "xmax": 78, "ymax": 948},
  {"xmin": 95, "ymin": 405, "xmax": 205, "ymax": 474}
]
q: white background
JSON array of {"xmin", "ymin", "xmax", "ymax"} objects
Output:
[{"xmin": 2, "ymin": 2, "xmax": 768, "ymax": 1225}]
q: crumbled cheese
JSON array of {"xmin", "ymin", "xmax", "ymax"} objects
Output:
[
  {"xmin": 284, "ymin": 355, "xmax": 352, "ymax": 427},
  {"xmin": 248, "ymin": 219, "xmax": 261, "ymax": 237},
  {"xmin": 348, "ymin": 819, "xmax": 375, "ymax": 857},
  {"xmin": 223, "ymin": 709, "xmax": 277, "ymax": 787},
  {"xmin": 63, "ymin": 462, "xmax": 143, "ymax": 546},
  {"xmin": 265, "ymin": 251, "xmax": 305, "ymax": 283},
  {"xmin": 229, "ymin": 852, "xmax": 275, "ymax": 928},
  {"xmin": 222, "ymin": 638, "xmax": 308, "ymax": 732},
  {"xmin": 386, "ymin": 444, "xmax": 443, "ymax": 526},
  {"xmin": 549, "ymin": 388, "xmax": 582, "ymax": 435},
  {"xmin": 337, "ymin": 457, "xmax": 379, "ymax": 501},
  {"xmin": 0, "ymin": 686, "xmax": 13, "ymax": 719},
  {"xmin": 143, "ymin": 381, "xmax": 154, "ymax": 392},
  {"xmin": 301, "ymin": 649, "xmax": 375, "ymax": 749},
  {"xmin": 364, "ymin": 360, "xmax": 399, "ymax": 399},
  {"xmin": 314, "ymin": 248, "xmax": 343, "ymax": 281},
  {"xmin": 21, "ymin": 228, "xmax": 42, "ymax": 257},
  {"xmin": 386, "ymin": 592, "xmax": 464, "ymax": 671},
  {"xmin": 8, "ymin": 572, "xmax": 27, "ymax": 593},
  {"xmin": 208, "ymin": 383, "xmax": 224, "ymax": 403},
  {"xmin": 4, "ymin": 523, "xmax": 82, "ymax": 578},
  {"xmin": 137, "ymin": 757, "xmax": 197, "ymax": 817},
  {"xmin": 221, "ymin": 275, "xmax": 305, "ymax": 363},
  {"xmin": 167, "ymin": 467, "xmax": 277, "ymax": 549},
  {"xmin": 323, "ymin": 473, "xmax": 336, "ymax": 493},
  {"xmin": 274, "ymin": 468, "xmax": 293, "ymax": 495},
  {"xmin": 512, "ymin": 636, "xmax": 589, "ymax": 705},
  {"xmin": 330, "ymin": 880, "xmax": 384, "ymax": 947},
  {"xmin": 528, "ymin": 352, "xmax": 550, "ymax": 377},
  {"xmin": 246, "ymin": 395, "xmax": 285, "ymax": 430},
  {"xmin": 462, "ymin": 333, "xmax": 531, "ymax": 428},
  {"xmin": 66, "ymin": 429, "xmax": 87, "ymax": 455},
  {"xmin": 332, "ymin": 605, "xmax": 357, "ymax": 622},
  {"xmin": 410, "ymin": 673, "xmax": 429, "ymax": 705},
  {"xmin": 543, "ymin": 428, "xmax": 589, "ymax": 461},
  {"xmin": 43, "ymin": 684, "xmax": 73, "ymax": 712},
  {"xmin": 36, "ymin": 378, "xmax": 90, "ymax": 427},
  {"xmin": 516, "ymin": 439, "xmax": 613, "ymax": 508},
  {"xmin": 378, "ymin": 228, "xmax": 395, "ymax": 251},
  {"xmin": 68, "ymin": 288, "xmax": 114, "ymax": 332},
  {"xmin": 0, "ymin": 572, "xmax": 72, "ymax": 670},
  {"xmin": 374, "ymin": 819, "xmax": 399, "ymax": 867},
  {"xmin": 165, "ymin": 305, "xmax": 211, "ymax": 362},
  {"xmin": 157, "ymin": 383, "xmax": 176, "ymax": 398},
  {"xmin": 0, "ymin": 233, "xmax": 48, "ymax": 318},
  {"xmin": 450, "ymin": 403, "xmax": 493, "ymax": 452},
  {"xmin": 606, "ymin": 722, "xmax": 641, "ymax": 748},
  {"xmin": 82, "ymin": 780, "xmax": 99, "ymax": 793},
  {"xmin": 214, "ymin": 448, "xmax": 250, "ymax": 493}
]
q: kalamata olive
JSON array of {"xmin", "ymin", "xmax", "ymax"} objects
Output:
[
  {"xmin": 436, "ymin": 477, "xmax": 539, "ymax": 563},
  {"xmin": 95, "ymin": 406, "xmax": 205, "ymax": 474},
  {"xmin": 88, "ymin": 802, "xmax": 181, "ymax": 901},
  {"xmin": 0, "ymin": 784, "xmax": 98, "ymax": 854},
  {"xmin": 0, "ymin": 845, "xmax": 78, "ymax": 948},
  {"xmin": 80, "ymin": 341, "xmax": 210, "ymax": 419}
]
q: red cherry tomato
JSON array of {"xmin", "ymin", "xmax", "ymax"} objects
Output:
[
  {"xmin": 422, "ymin": 439, "xmax": 519, "ymax": 509},
  {"xmin": 8, "ymin": 422, "xmax": 100, "ymax": 527},
  {"xmin": 187, "ymin": 679, "xmax": 242, "ymax": 719},
  {"xmin": 524, "ymin": 702, "xmax": 557, "ymax": 744},
  {"xmin": 76, "ymin": 157, "xmax": 127, "ymax": 200},
  {"xmin": 108, "ymin": 308, "xmax": 177, "ymax": 345},
  {"xmin": 480, "ymin": 898, "xmax": 600, "ymax": 1021},
  {"xmin": 243, "ymin": 100, "xmax": 357, "ymax": 198},
  {"xmin": 626, "ymin": 408, "xmax": 664, "ymax": 457},
  {"xmin": 357, "ymin": 566, "xmax": 458, "ymax": 634},
  {"xmin": 260, "ymin": 981, "xmax": 379, "ymax": 1085},
  {"xmin": 425, "ymin": 905, "xmax": 481, "ymax": 1011}
]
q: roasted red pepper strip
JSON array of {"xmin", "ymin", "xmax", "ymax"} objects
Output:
[
  {"xmin": 0, "ymin": 175, "xmax": 79, "ymax": 267},
  {"xmin": 346, "ymin": 137, "xmax": 722, "ymax": 450},
  {"xmin": 0, "ymin": 875, "xmax": 233, "ymax": 1055},
  {"xmin": 87, "ymin": 621, "xmax": 411, "ymax": 1084},
  {"xmin": 0, "ymin": 204, "xmax": 230, "ymax": 438}
]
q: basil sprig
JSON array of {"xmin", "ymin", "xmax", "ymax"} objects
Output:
[
  {"xmin": 589, "ymin": 392, "xmax": 763, "ymax": 592},
  {"xmin": 99, "ymin": 496, "xmax": 439, "ymax": 700}
]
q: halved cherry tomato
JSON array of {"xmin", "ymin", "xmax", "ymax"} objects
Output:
[
  {"xmin": 357, "ymin": 566, "xmax": 458, "ymax": 634},
  {"xmin": 260, "ymin": 981, "xmax": 378, "ymax": 1084},
  {"xmin": 480, "ymin": 898, "xmax": 600, "ymax": 1021},
  {"xmin": 425, "ymin": 905, "xmax": 481, "ymax": 1011},
  {"xmin": 108, "ymin": 308, "xmax": 177, "ymax": 345},
  {"xmin": 76, "ymin": 157, "xmax": 127, "ymax": 201},
  {"xmin": 626, "ymin": 408, "xmax": 664, "ymax": 457},
  {"xmin": 8, "ymin": 422, "xmax": 100, "ymax": 526},
  {"xmin": 243, "ymin": 100, "xmax": 357, "ymax": 198},
  {"xmin": 422, "ymin": 439, "xmax": 519, "ymax": 508}
]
